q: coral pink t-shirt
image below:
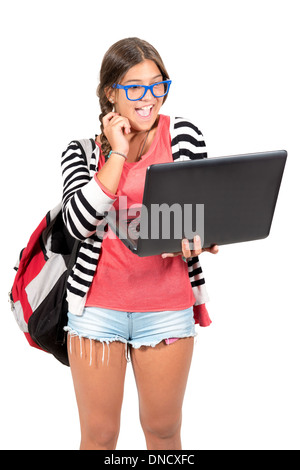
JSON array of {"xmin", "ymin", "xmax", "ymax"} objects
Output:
[{"xmin": 85, "ymin": 115, "xmax": 195, "ymax": 312}]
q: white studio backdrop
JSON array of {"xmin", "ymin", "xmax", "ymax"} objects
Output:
[{"xmin": 0, "ymin": 0, "xmax": 299, "ymax": 450}]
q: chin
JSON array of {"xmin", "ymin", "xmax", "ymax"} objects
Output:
[{"xmin": 131, "ymin": 112, "xmax": 160, "ymax": 132}]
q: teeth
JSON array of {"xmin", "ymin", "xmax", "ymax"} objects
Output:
[
  {"xmin": 137, "ymin": 105, "xmax": 153, "ymax": 110},
  {"xmin": 136, "ymin": 105, "xmax": 153, "ymax": 118}
]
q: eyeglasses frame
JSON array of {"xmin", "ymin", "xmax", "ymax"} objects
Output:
[{"xmin": 112, "ymin": 80, "xmax": 172, "ymax": 101}]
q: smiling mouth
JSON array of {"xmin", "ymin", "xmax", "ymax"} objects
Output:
[{"xmin": 135, "ymin": 105, "xmax": 154, "ymax": 118}]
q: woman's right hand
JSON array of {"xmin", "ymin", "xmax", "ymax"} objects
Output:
[{"xmin": 102, "ymin": 112, "xmax": 131, "ymax": 156}]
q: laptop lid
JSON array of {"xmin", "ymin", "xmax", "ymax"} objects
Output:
[{"xmin": 126, "ymin": 150, "xmax": 287, "ymax": 257}]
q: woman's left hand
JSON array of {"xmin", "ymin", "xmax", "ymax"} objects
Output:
[{"xmin": 161, "ymin": 235, "xmax": 219, "ymax": 259}]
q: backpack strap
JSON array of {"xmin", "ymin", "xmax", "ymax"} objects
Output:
[{"xmin": 73, "ymin": 138, "xmax": 96, "ymax": 173}]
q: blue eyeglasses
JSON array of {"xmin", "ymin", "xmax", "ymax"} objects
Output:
[{"xmin": 112, "ymin": 80, "xmax": 172, "ymax": 101}]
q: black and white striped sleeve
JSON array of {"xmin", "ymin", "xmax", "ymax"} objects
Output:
[
  {"xmin": 61, "ymin": 141, "xmax": 116, "ymax": 240},
  {"xmin": 171, "ymin": 117, "xmax": 208, "ymax": 161}
]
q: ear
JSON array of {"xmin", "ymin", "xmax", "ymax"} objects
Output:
[{"xmin": 105, "ymin": 86, "xmax": 116, "ymax": 105}]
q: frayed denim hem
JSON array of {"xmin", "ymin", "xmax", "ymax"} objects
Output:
[
  {"xmin": 64, "ymin": 326, "xmax": 197, "ymax": 366},
  {"xmin": 64, "ymin": 326, "xmax": 129, "ymax": 365},
  {"xmin": 130, "ymin": 331, "xmax": 198, "ymax": 350}
]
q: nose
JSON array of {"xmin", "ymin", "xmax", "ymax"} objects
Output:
[{"xmin": 142, "ymin": 87, "xmax": 154, "ymax": 100}]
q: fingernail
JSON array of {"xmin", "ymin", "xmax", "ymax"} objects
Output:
[{"xmin": 195, "ymin": 235, "xmax": 200, "ymax": 242}]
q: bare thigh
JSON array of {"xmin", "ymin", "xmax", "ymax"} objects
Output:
[
  {"xmin": 131, "ymin": 337, "xmax": 194, "ymax": 441},
  {"xmin": 68, "ymin": 336, "xmax": 128, "ymax": 448}
]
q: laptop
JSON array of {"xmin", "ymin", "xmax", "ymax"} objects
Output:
[{"xmin": 105, "ymin": 150, "xmax": 287, "ymax": 257}]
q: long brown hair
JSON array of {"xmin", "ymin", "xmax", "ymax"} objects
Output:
[{"xmin": 96, "ymin": 37, "xmax": 170, "ymax": 157}]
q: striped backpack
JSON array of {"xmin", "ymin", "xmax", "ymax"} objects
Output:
[{"xmin": 9, "ymin": 139, "xmax": 93, "ymax": 366}]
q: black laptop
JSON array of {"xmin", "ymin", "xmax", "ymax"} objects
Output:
[{"xmin": 105, "ymin": 150, "xmax": 287, "ymax": 257}]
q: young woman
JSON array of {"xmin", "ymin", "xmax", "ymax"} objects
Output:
[{"xmin": 61, "ymin": 37, "xmax": 218, "ymax": 450}]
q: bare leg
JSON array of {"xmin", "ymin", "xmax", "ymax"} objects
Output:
[
  {"xmin": 131, "ymin": 337, "xmax": 194, "ymax": 450},
  {"xmin": 68, "ymin": 335, "xmax": 128, "ymax": 450}
]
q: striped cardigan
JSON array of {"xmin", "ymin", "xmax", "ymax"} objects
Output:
[{"xmin": 61, "ymin": 116, "xmax": 211, "ymax": 325}]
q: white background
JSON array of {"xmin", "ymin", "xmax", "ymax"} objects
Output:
[{"xmin": 1, "ymin": 0, "xmax": 299, "ymax": 450}]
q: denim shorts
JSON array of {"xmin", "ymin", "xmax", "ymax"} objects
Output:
[{"xmin": 65, "ymin": 306, "xmax": 196, "ymax": 363}]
